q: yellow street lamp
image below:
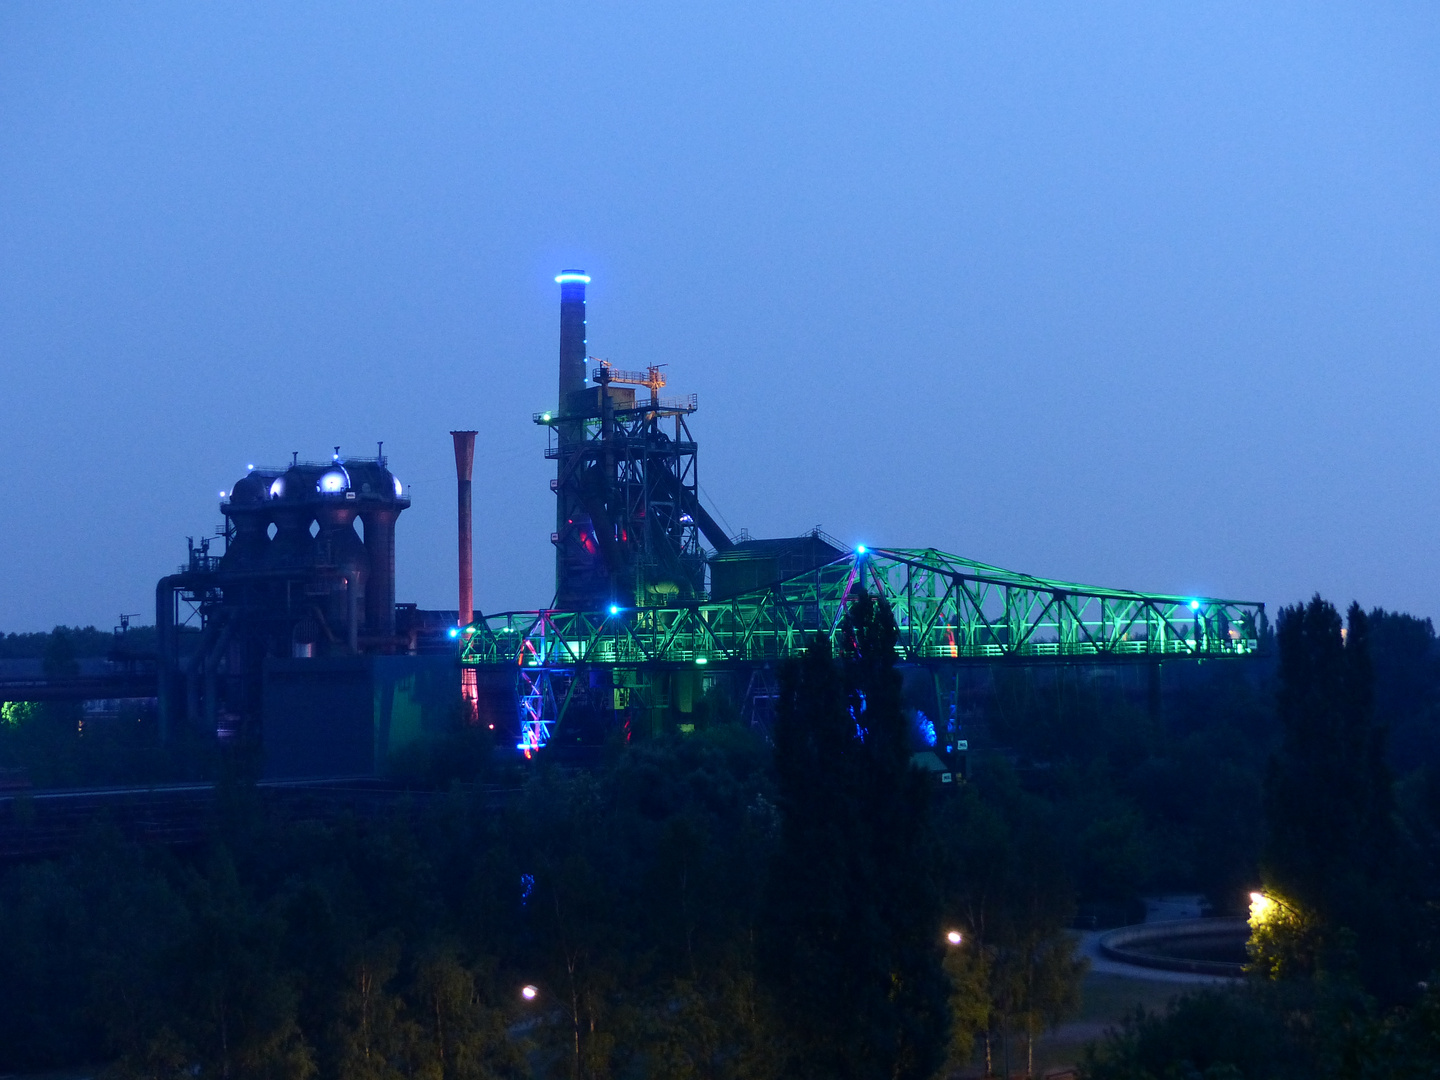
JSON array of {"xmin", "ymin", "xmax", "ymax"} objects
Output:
[{"xmin": 1248, "ymin": 891, "xmax": 1274, "ymax": 923}]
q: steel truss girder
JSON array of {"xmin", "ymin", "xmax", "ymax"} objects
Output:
[{"xmin": 460, "ymin": 547, "xmax": 1263, "ymax": 669}]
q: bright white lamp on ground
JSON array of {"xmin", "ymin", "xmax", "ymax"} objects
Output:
[
  {"xmin": 946, "ymin": 930, "xmax": 963, "ymax": 945},
  {"xmin": 521, "ymin": 985, "xmax": 539, "ymax": 1002}
]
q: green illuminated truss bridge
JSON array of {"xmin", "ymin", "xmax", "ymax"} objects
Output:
[{"xmin": 461, "ymin": 546, "xmax": 1264, "ymax": 752}]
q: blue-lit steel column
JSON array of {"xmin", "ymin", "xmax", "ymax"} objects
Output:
[
  {"xmin": 554, "ymin": 270, "xmax": 590, "ymax": 605},
  {"xmin": 557, "ymin": 270, "xmax": 588, "ymax": 407}
]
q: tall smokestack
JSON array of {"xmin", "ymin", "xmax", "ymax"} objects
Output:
[
  {"xmin": 553, "ymin": 271, "xmax": 590, "ymax": 605},
  {"xmin": 556, "ymin": 270, "xmax": 589, "ymax": 412},
  {"xmin": 451, "ymin": 430, "xmax": 477, "ymax": 627}
]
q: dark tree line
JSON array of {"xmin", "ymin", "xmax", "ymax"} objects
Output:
[
  {"xmin": 8, "ymin": 592, "xmax": 1440, "ymax": 1077},
  {"xmin": 1084, "ymin": 597, "xmax": 1440, "ymax": 1079},
  {"xmin": 0, "ymin": 598, "xmax": 1087, "ymax": 1079},
  {"xmin": 0, "ymin": 624, "xmax": 211, "ymax": 788},
  {"xmin": 0, "ymin": 624, "xmax": 158, "ymax": 660},
  {"xmin": 760, "ymin": 594, "xmax": 951, "ymax": 1080},
  {"xmin": 0, "ymin": 597, "xmax": 1045, "ymax": 1079}
]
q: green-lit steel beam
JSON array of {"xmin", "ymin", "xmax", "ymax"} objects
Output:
[{"xmin": 461, "ymin": 547, "xmax": 1263, "ymax": 669}]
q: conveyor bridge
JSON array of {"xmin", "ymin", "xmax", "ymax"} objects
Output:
[{"xmin": 461, "ymin": 546, "xmax": 1263, "ymax": 753}]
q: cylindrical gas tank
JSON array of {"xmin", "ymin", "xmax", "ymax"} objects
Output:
[
  {"xmin": 220, "ymin": 471, "xmax": 274, "ymax": 572},
  {"xmin": 346, "ymin": 459, "xmax": 410, "ymax": 645},
  {"xmin": 268, "ymin": 467, "xmax": 320, "ymax": 567}
]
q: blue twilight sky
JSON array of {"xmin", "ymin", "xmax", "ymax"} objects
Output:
[{"xmin": 2, "ymin": 2, "xmax": 1439, "ymax": 629}]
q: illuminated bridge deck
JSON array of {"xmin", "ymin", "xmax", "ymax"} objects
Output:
[{"xmin": 461, "ymin": 546, "xmax": 1264, "ymax": 670}]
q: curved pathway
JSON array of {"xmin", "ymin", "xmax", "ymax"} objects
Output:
[{"xmin": 1077, "ymin": 927, "xmax": 1241, "ymax": 984}]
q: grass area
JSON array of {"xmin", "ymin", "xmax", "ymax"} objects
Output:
[
  {"xmin": 1077, "ymin": 972, "xmax": 1186, "ymax": 1025},
  {"xmin": 1031, "ymin": 973, "xmax": 1188, "ymax": 1076},
  {"xmin": 959, "ymin": 972, "xmax": 1191, "ymax": 1078}
]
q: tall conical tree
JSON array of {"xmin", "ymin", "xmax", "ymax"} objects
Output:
[
  {"xmin": 1259, "ymin": 596, "xmax": 1412, "ymax": 997},
  {"xmin": 760, "ymin": 593, "xmax": 950, "ymax": 1080}
]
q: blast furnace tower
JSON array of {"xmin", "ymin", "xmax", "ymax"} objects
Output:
[{"xmin": 543, "ymin": 271, "xmax": 731, "ymax": 609}]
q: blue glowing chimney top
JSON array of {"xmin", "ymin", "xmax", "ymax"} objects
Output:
[{"xmin": 558, "ymin": 270, "xmax": 588, "ymax": 407}]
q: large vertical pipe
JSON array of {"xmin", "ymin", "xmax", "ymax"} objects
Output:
[
  {"xmin": 451, "ymin": 430, "xmax": 477, "ymax": 627},
  {"xmin": 554, "ymin": 271, "xmax": 589, "ymax": 603},
  {"xmin": 556, "ymin": 270, "xmax": 589, "ymax": 411},
  {"xmin": 360, "ymin": 508, "xmax": 398, "ymax": 640},
  {"xmin": 154, "ymin": 574, "xmax": 183, "ymax": 744},
  {"xmin": 346, "ymin": 577, "xmax": 360, "ymax": 652},
  {"xmin": 201, "ymin": 618, "xmax": 231, "ymax": 735}
]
